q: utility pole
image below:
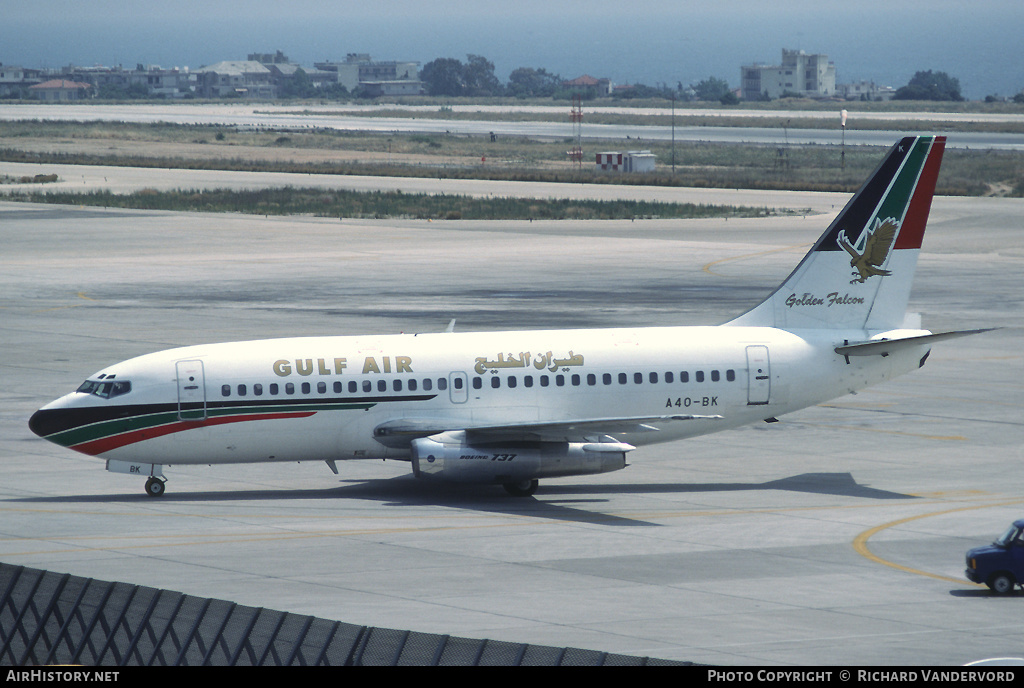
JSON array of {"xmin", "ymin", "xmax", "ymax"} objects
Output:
[{"xmin": 671, "ymin": 93, "xmax": 676, "ymax": 174}]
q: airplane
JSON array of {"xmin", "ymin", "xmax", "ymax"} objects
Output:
[{"xmin": 29, "ymin": 135, "xmax": 986, "ymax": 498}]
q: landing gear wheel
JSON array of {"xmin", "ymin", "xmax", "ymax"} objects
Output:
[
  {"xmin": 988, "ymin": 573, "xmax": 1015, "ymax": 595},
  {"xmin": 145, "ymin": 477, "xmax": 166, "ymax": 498},
  {"xmin": 503, "ymin": 479, "xmax": 538, "ymax": 497}
]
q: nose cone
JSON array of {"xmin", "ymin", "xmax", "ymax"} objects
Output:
[
  {"xmin": 29, "ymin": 407, "xmax": 62, "ymax": 440},
  {"xmin": 29, "ymin": 409, "xmax": 44, "ymax": 437},
  {"xmin": 28, "ymin": 398, "xmax": 88, "ymax": 443}
]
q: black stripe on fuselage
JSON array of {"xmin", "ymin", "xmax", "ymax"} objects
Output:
[{"xmin": 29, "ymin": 394, "xmax": 438, "ymax": 438}]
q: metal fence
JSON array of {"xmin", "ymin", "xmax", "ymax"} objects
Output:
[{"xmin": 1, "ymin": 563, "xmax": 684, "ymax": 666}]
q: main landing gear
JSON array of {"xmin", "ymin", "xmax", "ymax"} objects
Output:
[
  {"xmin": 145, "ymin": 477, "xmax": 167, "ymax": 497},
  {"xmin": 503, "ymin": 479, "xmax": 539, "ymax": 497}
]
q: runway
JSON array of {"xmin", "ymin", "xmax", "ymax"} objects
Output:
[
  {"xmin": 1, "ymin": 188, "xmax": 1022, "ymax": 665},
  {"xmin": 2, "ymin": 103, "xmax": 1023, "ymax": 149}
]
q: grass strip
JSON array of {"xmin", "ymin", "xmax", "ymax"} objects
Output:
[{"xmin": 8, "ymin": 186, "xmax": 787, "ymax": 220}]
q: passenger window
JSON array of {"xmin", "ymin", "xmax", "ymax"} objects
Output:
[
  {"xmin": 318, "ymin": 381, "xmax": 327, "ymax": 394},
  {"xmin": 571, "ymin": 374, "xmax": 580, "ymax": 386},
  {"xmin": 363, "ymin": 380, "xmax": 372, "ymax": 393},
  {"xmin": 333, "ymin": 381, "xmax": 342, "ymax": 393},
  {"xmin": 619, "ymin": 373, "xmax": 627, "ymax": 384},
  {"xmin": 665, "ymin": 372, "xmax": 674, "ymax": 383},
  {"xmin": 711, "ymin": 370, "xmax": 720, "ymax": 382},
  {"xmin": 696, "ymin": 371, "xmax": 705, "ymax": 383},
  {"xmin": 634, "ymin": 373, "xmax": 643, "ymax": 384},
  {"xmin": 409, "ymin": 379, "xmax": 418, "ymax": 391},
  {"xmin": 603, "ymin": 373, "xmax": 612, "ymax": 385},
  {"xmin": 423, "ymin": 378, "xmax": 432, "ymax": 391},
  {"xmin": 679, "ymin": 372, "xmax": 689, "ymax": 383},
  {"xmin": 587, "ymin": 374, "xmax": 596, "ymax": 386},
  {"xmin": 649, "ymin": 372, "xmax": 658, "ymax": 384},
  {"xmin": 349, "ymin": 381, "xmax": 357, "ymax": 393},
  {"xmin": 221, "ymin": 385, "xmax": 231, "ymax": 397},
  {"xmin": 727, "ymin": 369, "xmax": 736, "ymax": 382},
  {"xmin": 438, "ymin": 378, "xmax": 447, "ymax": 391},
  {"xmin": 285, "ymin": 383, "xmax": 295, "ymax": 395},
  {"xmin": 491, "ymin": 377, "xmax": 500, "ymax": 389},
  {"xmin": 301, "ymin": 382, "xmax": 310, "ymax": 394},
  {"xmin": 254, "ymin": 384, "xmax": 263, "ymax": 396},
  {"xmin": 393, "ymin": 379, "xmax": 402, "ymax": 392},
  {"xmin": 237, "ymin": 384, "xmax": 246, "ymax": 396},
  {"xmin": 270, "ymin": 383, "xmax": 279, "ymax": 395},
  {"xmin": 472, "ymin": 377, "xmax": 482, "ymax": 390},
  {"xmin": 540, "ymin": 375, "xmax": 549, "ymax": 387},
  {"xmin": 454, "ymin": 377, "xmax": 463, "ymax": 390},
  {"xmin": 508, "ymin": 376, "xmax": 517, "ymax": 388},
  {"xmin": 556, "ymin": 375, "xmax": 565, "ymax": 387},
  {"xmin": 524, "ymin": 376, "xmax": 533, "ymax": 388},
  {"xmin": 377, "ymin": 380, "xmax": 386, "ymax": 392}
]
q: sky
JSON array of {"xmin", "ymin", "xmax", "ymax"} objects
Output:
[{"xmin": 5, "ymin": 1, "xmax": 1023, "ymax": 99}]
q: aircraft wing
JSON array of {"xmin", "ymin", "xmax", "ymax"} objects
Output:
[{"xmin": 373, "ymin": 414, "xmax": 722, "ymax": 446}]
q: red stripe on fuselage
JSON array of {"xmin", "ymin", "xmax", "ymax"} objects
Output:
[{"xmin": 70, "ymin": 411, "xmax": 317, "ymax": 456}]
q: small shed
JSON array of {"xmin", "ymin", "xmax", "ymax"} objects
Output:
[{"xmin": 595, "ymin": 150, "xmax": 655, "ymax": 173}]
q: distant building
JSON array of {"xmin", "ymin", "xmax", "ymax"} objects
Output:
[
  {"xmin": 314, "ymin": 54, "xmax": 420, "ymax": 95},
  {"xmin": 126, "ymin": 65, "xmax": 195, "ymax": 98},
  {"xmin": 741, "ymin": 49, "xmax": 836, "ymax": 101},
  {"xmin": 195, "ymin": 61, "xmax": 275, "ymax": 99},
  {"xmin": 0, "ymin": 64, "xmax": 42, "ymax": 97},
  {"xmin": 564, "ymin": 74, "xmax": 613, "ymax": 95},
  {"xmin": 29, "ymin": 79, "xmax": 91, "ymax": 101},
  {"xmin": 596, "ymin": 151, "xmax": 655, "ymax": 173},
  {"xmin": 837, "ymin": 80, "xmax": 896, "ymax": 101},
  {"xmin": 250, "ymin": 52, "xmax": 334, "ymax": 92},
  {"xmin": 248, "ymin": 50, "xmax": 291, "ymax": 65}
]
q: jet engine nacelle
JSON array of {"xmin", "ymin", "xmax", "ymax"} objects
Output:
[{"xmin": 410, "ymin": 435, "xmax": 632, "ymax": 484}]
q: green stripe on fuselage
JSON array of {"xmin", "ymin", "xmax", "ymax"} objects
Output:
[{"xmin": 48, "ymin": 401, "xmax": 377, "ymax": 448}]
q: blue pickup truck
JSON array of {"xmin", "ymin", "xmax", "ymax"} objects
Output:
[{"xmin": 965, "ymin": 519, "xmax": 1024, "ymax": 594}]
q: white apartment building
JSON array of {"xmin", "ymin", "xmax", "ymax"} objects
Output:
[{"xmin": 741, "ymin": 49, "xmax": 836, "ymax": 101}]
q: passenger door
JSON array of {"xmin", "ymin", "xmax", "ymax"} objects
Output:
[
  {"xmin": 176, "ymin": 360, "xmax": 206, "ymax": 421},
  {"xmin": 745, "ymin": 345, "xmax": 771, "ymax": 405}
]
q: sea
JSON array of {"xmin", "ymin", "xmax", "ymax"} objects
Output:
[{"xmin": 5, "ymin": 3, "xmax": 1022, "ymax": 101}]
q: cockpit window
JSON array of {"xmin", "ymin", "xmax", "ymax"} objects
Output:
[{"xmin": 77, "ymin": 380, "xmax": 132, "ymax": 399}]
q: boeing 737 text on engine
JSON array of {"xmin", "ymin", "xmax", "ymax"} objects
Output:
[{"xmin": 29, "ymin": 136, "xmax": 985, "ymax": 497}]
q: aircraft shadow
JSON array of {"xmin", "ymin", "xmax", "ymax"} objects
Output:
[{"xmin": 6, "ymin": 472, "xmax": 913, "ymax": 527}]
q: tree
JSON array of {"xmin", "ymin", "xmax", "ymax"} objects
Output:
[
  {"xmin": 463, "ymin": 54, "xmax": 501, "ymax": 96},
  {"xmin": 893, "ymin": 70, "xmax": 964, "ymax": 101},
  {"xmin": 279, "ymin": 68, "xmax": 317, "ymax": 99},
  {"xmin": 693, "ymin": 77, "xmax": 730, "ymax": 102},
  {"xmin": 719, "ymin": 91, "xmax": 740, "ymax": 106},
  {"xmin": 420, "ymin": 57, "xmax": 466, "ymax": 97},
  {"xmin": 420, "ymin": 55, "xmax": 501, "ymax": 97},
  {"xmin": 507, "ymin": 67, "xmax": 562, "ymax": 98}
]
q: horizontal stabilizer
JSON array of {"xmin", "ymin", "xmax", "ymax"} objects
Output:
[{"xmin": 834, "ymin": 328, "xmax": 995, "ymax": 357}]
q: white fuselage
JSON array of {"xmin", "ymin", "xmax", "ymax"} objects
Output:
[{"xmin": 35, "ymin": 324, "xmax": 929, "ymax": 467}]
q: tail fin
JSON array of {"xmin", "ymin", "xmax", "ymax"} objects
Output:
[{"xmin": 727, "ymin": 135, "xmax": 945, "ymax": 331}]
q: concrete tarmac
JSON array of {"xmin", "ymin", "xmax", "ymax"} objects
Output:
[{"xmin": 1, "ymin": 189, "xmax": 1022, "ymax": 665}]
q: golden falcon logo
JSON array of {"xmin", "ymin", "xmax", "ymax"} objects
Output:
[{"xmin": 837, "ymin": 217, "xmax": 899, "ymax": 284}]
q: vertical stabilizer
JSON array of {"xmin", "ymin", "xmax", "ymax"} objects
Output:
[{"xmin": 726, "ymin": 136, "xmax": 945, "ymax": 331}]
